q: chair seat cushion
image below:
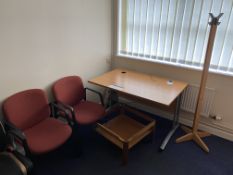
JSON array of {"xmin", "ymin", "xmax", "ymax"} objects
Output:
[
  {"xmin": 24, "ymin": 118, "xmax": 72, "ymax": 154},
  {"xmin": 74, "ymin": 101, "xmax": 105, "ymax": 125}
]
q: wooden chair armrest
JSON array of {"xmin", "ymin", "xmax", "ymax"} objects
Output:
[{"xmin": 96, "ymin": 123, "xmax": 126, "ymax": 143}]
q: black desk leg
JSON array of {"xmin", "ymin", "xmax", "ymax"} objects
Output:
[
  {"xmin": 159, "ymin": 95, "xmax": 182, "ymax": 151},
  {"xmin": 105, "ymin": 90, "xmax": 119, "ymax": 109}
]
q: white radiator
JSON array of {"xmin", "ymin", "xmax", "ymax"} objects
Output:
[{"xmin": 181, "ymin": 85, "xmax": 215, "ymax": 117}]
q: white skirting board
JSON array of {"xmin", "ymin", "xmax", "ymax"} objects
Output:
[{"xmin": 119, "ymin": 97, "xmax": 233, "ymax": 142}]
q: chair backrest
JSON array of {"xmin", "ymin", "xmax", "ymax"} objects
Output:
[
  {"xmin": 2, "ymin": 89, "xmax": 50, "ymax": 130},
  {"xmin": 52, "ymin": 76, "xmax": 85, "ymax": 106}
]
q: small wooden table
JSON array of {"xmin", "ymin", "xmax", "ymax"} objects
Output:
[
  {"xmin": 89, "ymin": 69, "xmax": 188, "ymax": 151},
  {"xmin": 96, "ymin": 105, "xmax": 155, "ymax": 165}
]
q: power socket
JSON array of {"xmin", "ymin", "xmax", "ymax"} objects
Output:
[{"xmin": 210, "ymin": 114, "xmax": 222, "ymax": 120}]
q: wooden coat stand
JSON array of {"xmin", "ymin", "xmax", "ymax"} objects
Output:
[{"xmin": 176, "ymin": 13, "xmax": 223, "ymax": 153}]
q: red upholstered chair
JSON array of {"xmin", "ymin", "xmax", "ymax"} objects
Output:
[
  {"xmin": 2, "ymin": 89, "xmax": 72, "ymax": 156},
  {"xmin": 52, "ymin": 76, "xmax": 106, "ymax": 125}
]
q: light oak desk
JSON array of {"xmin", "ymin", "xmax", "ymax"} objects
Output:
[{"xmin": 89, "ymin": 69, "xmax": 188, "ymax": 150}]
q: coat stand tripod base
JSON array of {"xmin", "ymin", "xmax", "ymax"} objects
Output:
[{"xmin": 176, "ymin": 126, "xmax": 211, "ymax": 153}]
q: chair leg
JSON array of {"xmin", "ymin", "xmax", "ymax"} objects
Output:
[{"xmin": 71, "ymin": 124, "xmax": 84, "ymax": 157}]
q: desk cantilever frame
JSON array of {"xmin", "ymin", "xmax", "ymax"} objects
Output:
[{"xmin": 159, "ymin": 94, "xmax": 182, "ymax": 151}]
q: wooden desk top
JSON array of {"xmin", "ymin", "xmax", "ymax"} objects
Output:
[{"xmin": 89, "ymin": 69, "xmax": 188, "ymax": 106}]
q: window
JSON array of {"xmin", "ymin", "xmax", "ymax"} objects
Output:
[{"xmin": 117, "ymin": 0, "xmax": 233, "ymax": 76}]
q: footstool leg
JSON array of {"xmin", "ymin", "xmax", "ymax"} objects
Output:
[{"xmin": 122, "ymin": 142, "xmax": 128, "ymax": 165}]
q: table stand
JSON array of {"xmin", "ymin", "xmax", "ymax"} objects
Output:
[{"xmin": 160, "ymin": 95, "xmax": 181, "ymax": 151}]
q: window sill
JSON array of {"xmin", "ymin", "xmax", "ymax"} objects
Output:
[{"xmin": 116, "ymin": 53, "xmax": 233, "ymax": 78}]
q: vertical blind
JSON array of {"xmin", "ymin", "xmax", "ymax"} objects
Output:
[{"xmin": 117, "ymin": 0, "xmax": 233, "ymax": 75}]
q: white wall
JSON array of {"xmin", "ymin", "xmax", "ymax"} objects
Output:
[
  {"xmin": 0, "ymin": 0, "xmax": 111, "ymax": 117},
  {"xmin": 113, "ymin": 56, "xmax": 233, "ymax": 140}
]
